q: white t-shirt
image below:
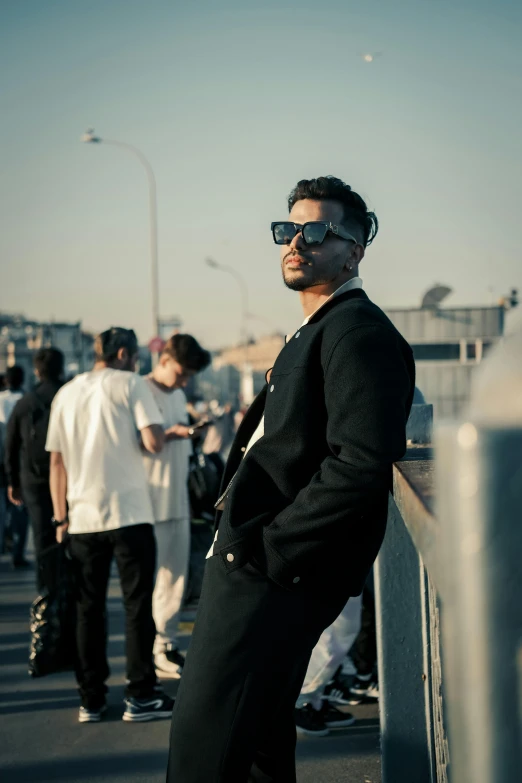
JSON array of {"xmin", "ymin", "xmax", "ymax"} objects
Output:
[
  {"xmin": 46, "ymin": 369, "xmax": 163, "ymax": 534},
  {"xmin": 0, "ymin": 390, "xmax": 23, "ymax": 424},
  {"xmin": 142, "ymin": 378, "xmax": 192, "ymax": 523}
]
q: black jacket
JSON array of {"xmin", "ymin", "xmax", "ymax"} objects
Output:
[
  {"xmin": 215, "ymin": 289, "xmax": 415, "ymax": 607},
  {"xmin": 5, "ymin": 381, "xmax": 62, "ymax": 490}
]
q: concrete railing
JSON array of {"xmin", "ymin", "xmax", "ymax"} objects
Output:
[
  {"xmin": 375, "ymin": 330, "xmax": 522, "ymax": 783},
  {"xmin": 375, "ymin": 447, "xmax": 448, "ymax": 783}
]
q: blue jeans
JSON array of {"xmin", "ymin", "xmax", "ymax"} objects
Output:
[{"xmin": 8, "ymin": 499, "xmax": 30, "ymax": 564}]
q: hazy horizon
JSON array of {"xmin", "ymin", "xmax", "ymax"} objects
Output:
[{"xmin": 2, "ymin": 0, "xmax": 521, "ymax": 349}]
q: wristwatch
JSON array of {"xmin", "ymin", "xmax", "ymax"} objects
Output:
[{"xmin": 51, "ymin": 516, "xmax": 69, "ymax": 529}]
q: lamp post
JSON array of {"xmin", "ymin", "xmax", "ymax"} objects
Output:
[
  {"xmin": 205, "ymin": 258, "xmax": 253, "ymax": 404},
  {"xmin": 81, "ymin": 129, "xmax": 160, "ymax": 340}
]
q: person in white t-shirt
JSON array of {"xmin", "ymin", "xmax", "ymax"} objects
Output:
[
  {"xmin": 0, "ymin": 365, "xmax": 25, "ymax": 424},
  {"xmin": 143, "ymin": 334, "xmax": 211, "ymax": 679},
  {"xmin": 46, "ymin": 327, "xmax": 174, "ymax": 724}
]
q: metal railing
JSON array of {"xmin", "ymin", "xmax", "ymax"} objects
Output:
[{"xmin": 375, "ymin": 329, "xmax": 522, "ymax": 783}]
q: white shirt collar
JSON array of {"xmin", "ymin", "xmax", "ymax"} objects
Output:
[{"xmin": 301, "ymin": 276, "xmax": 363, "ymax": 326}]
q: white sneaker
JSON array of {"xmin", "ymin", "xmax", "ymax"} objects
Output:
[
  {"xmin": 79, "ymin": 704, "xmax": 107, "ymax": 723},
  {"xmin": 154, "ymin": 648, "xmax": 185, "ymax": 680}
]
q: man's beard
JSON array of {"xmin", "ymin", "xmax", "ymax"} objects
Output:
[{"xmin": 282, "ymin": 267, "xmax": 341, "ymax": 292}]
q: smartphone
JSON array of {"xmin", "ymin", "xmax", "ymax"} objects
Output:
[{"xmin": 191, "ymin": 418, "xmax": 213, "ymax": 431}]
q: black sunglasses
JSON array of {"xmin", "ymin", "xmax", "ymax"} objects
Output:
[{"xmin": 271, "ymin": 221, "xmax": 358, "ymax": 247}]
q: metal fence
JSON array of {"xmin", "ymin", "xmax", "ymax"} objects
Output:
[{"xmin": 375, "ymin": 330, "xmax": 522, "ymax": 783}]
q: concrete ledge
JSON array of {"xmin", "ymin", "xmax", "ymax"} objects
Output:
[{"xmin": 407, "ymin": 404, "xmax": 433, "ymax": 445}]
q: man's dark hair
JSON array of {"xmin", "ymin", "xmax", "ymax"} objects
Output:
[
  {"xmin": 94, "ymin": 327, "xmax": 138, "ymax": 363},
  {"xmin": 288, "ymin": 175, "xmax": 379, "ymax": 247},
  {"xmin": 162, "ymin": 334, "xmax": 211, "ymax": 373},
  {"xmin": 34, "ymin": 347, "xmax": 64, "ymax": 382},
  {"xmin": 6, "ymin": 365, "xmax": 25, "ymax": 390}
]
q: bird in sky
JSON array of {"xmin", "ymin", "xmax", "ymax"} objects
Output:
[{"xmin": 358, "ymin": 52, "xmax": 383, "ymax": 63}]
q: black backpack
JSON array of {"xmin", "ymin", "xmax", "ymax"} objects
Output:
[{"xmin": 188, "ymin": 447, "xmax": 223, "ymax": 523}]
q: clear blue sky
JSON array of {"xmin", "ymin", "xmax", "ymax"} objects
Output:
[{"xmin": 1, "ymin": 0, "xmax": 521, "ymax": 348}]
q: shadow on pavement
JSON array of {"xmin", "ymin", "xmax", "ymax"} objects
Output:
[
  {"xmin": 2, "ymin": 750, "xmax": 168, "ymax": 783},
  {"xmin": 0, "ymin": 645, "xmax": 31, "ymax": 666},
  {"xmin": 0, "ymin": 686, "xmax": 77, "ymax": 703},
  {"xmin": 0, "ymin": 696, "xmax": 79, "ymax": 714},
  {"xmin": 0, "ymin": 632, "xmax": 30, "ymax": 646},
  {"xmin": 0, "ymin": 601, "xmax": 33, "ymax": 616},
  {"xmin": 297, "ymin": 729, "xmax": 380, "ymax": 761}
]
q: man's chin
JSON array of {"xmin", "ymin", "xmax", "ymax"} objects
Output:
[
  {"xmin": 284, "ymin": 279, "xmax": 308, "ymax": 291},
  {"xmin": 283, "ymin": 271, "xmax": 310, "ymax": 292}
]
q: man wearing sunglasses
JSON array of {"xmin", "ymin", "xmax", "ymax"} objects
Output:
[{"xmin": 167, "ymin": 176, "xmax": 415, "ymax": 781}]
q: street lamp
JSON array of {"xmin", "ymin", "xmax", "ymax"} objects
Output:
[
  {"xmin": 81, "ymin": 129, "xmax": 160, "ymax": 340},
  {"xmin": 205, "ymin": 258, "xmax": 253, "ymax": 404}
]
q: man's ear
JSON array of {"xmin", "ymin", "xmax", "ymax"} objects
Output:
[
  {"xmin": 116, "ymin": 347, "xmax": 129, "ymax": 365},
  {"xmin": 354, "ymin": 244, "xmax": 365, "ymax": 264},
  {"xmin": 345, "ymin": 243, "xmax": 365, "ymax": 271},
  {"xmin": 348, "ymin": 244, "xmax": 365, "ymax": 269}
]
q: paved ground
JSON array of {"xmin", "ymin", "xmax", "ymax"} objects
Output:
[{"xmin": 0, "ymin": 552, "xmax": 381, "ymax": 783}]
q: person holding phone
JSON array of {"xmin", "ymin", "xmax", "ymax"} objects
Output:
[{"xmin": 143, "ymin": 334, "xmax": 211, "ymax": 680}]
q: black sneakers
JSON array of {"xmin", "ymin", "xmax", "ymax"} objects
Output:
[
  {"xmin": 323, "ymin": 704, "xmax": 356, "ymax": 730},
  {"xmin": 295, "ymin": 703, "xmax": 355, "ymax": 736},
  {"xmin": 295, "ymin": 704, "xmax": 329, "ymax": 736},
  {"xmin": 79, "ymin": 704, "xmax": 107, "ymax": 723},
  {"xmin": 154, "ymin": 647, "xmax": 185, "ymax": 680},
  {"xmin": 323, "ymin": 668, "xmax": 354, "ymax": 706},
  {"xmin": 12, "ymin": 558, "xmax": 32, "ymax": 569},
  {"xmin": 122, "ymin": 692, "xmax": 175, "ymax": 722},
  {"xmin": 348, "ymin": 674, "xmax": 379, "ymax": 704}
]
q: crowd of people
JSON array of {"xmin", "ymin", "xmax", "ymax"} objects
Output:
[
  {"xmin": 1, "ymin": 329, "xmax": 379, "ymax": 729},
  {"xmin": 1, "ymin": 331, "xmax": 216, "ymax": 720}
]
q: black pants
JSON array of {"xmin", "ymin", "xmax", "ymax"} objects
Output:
[
  {"xmin": 167, "ymin": 551, "xmax": 342, "ymax": 783},
  {"xmin": 8, "ymin": 501, "xmax": 30, "ymax": 564},
  {"xmin": 22, "ymin": 482, "xmax": 56, "ymax": 592},
  {"xmin": 350, "ymin": 583, "xmax": 377, "ymax": 677},
  {"xmin": 68, "ymin": 523, "xmax": 157, "ymax": 709}
]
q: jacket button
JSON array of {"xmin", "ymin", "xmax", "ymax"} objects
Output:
[
  {"xmin": 295, "ymin": 331, "xmax": 300, "ymax": 338},
  {"xmin": 240, "ymin": 446, "xmax": 246, "ymax": 452},
  {"xmin": 293, "ymin": 576, "xmax": 300, "ymax": 584},
  {"xmin": 226, "ymin": 553, "xmax": 235, "ymax": 562},
  {"xmin": 270, "ymin": 385, "xmax": 275, "ymax": 392}
]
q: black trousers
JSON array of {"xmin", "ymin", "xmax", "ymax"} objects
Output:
[
  {"xmin": 350, "ymin": 583, "xmax": 377, "ymax": 676},
  {"xmin": 22, "ymin": 482, "xmax": 56, "ymax": 592},
  {"xmin": 167, "ymin": 551, "xmax": 342, "ymax": 783},
  {"xmin": 68, "ymin": 523, "xmax": 157, "ymax": 709}
]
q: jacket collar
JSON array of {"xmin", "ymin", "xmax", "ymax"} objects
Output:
[{"xmin": 306, "ymin": 287, "xmax": 368, "ymax": 324}]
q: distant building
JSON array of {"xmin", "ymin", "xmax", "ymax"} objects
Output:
[
  {"xmin": 205, "ymin": 296, "xmax": 517, "ymax": 417},
  {"xmin": 196, "ymin": 335, "xmax": 285, "ymax": 406},
  {"xmin": 0, "ymin": 313, "xmax": 94, "ymax": 385},
  {"xmin": 386, "ymin": 304, "xmax": 507, "ymax": 417}
]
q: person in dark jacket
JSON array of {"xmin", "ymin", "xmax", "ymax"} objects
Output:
[
  {"xmin": 166, "ymin": 176, "xmax": 416, "ymax": 782},
  {"xmin": 5, "ymin": 348, "xmax": 64, "ymax": 590}
]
